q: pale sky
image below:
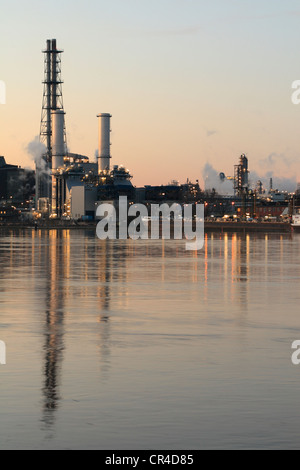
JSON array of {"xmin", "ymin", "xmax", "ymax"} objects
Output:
[{"xmin": 1, "ymin": 0, "xmax": 300, "ymax": 189}]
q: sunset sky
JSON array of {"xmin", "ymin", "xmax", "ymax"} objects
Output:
[{"xmin": 1, "ymin": 0, "xmax": 300, "ymax": 190}]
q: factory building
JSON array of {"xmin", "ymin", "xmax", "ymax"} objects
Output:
[
  {"xmin": 30, "ymin": 39, "xmax": 293, "ymax": 225},
  {"xmin": 69, "ymin": 186, "xmax": 98, "ymax": 220},
  {"xmin": 48, "ymin": 107, "xmax": 134, "ymax": 219},
  {"xmin": 35, "ymin": 40, "xmax": 134, "ymax": 220},
  {"xmin": 78, "ymin": 114, "xmax": 134, "ymax": 217},
  {"xmin": 219, "ymin": 154, "xmax": 249, "ymax": 197},
  {"xmin": 234, "ymin": 154, "xmax": 249, "ymax": 196},
  {"xmin": 0, "ymin": 156, "xmax": 35, "ymax": 204},
  {"xmin": 34, "ymin": 39, "xmax": 206, "ymax": 221}
]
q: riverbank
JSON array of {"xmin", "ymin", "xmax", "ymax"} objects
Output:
[
  {"xmin": 205, "ymin": 221, "xmax": 292, "ymax": 233},
  {"xmin": 0, "ymin": 220, "xmax": 293, "ymax": 233}
]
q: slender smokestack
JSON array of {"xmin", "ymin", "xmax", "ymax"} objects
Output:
[
  {"xmin": 51, "ymin": 110, "xmax": 65, "ymax": 216},
  {"xmin": 52, "ymin": 110, "xmax": 65, "ymax": 169},
  {"xmin": 97, "ymin": 113, "xmax": 112, "ymax": 173}
]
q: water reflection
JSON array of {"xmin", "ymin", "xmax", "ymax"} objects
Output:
[
  {"xmin": 98, "ymin": 241, "xmax": 111, "ymax": 312},
  {"xmin": 39, "ymin": 233, "xmax": 120, "ymax": 427},
  {"xmin": 42, "ymin": 231, "xmax": 66, "ymax": 428},
  {"xmin": 0, "ymin": 228, "xmax": 298, "ymax": 449}
]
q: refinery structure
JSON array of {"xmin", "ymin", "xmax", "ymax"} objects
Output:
[
  {"xmin": 37, "ymin": 39, "xmax": 66, "ymax": 205},
  {"xmin": 35, "ymin": 39, "xmax": 134, "ymax": 221},
  {"xmin": 1, "ymin": 38, "xmax": 300, "ymax": 224}
]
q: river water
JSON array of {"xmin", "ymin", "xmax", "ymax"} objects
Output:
[{"xmin": 0, "ymin": 228, "xmax": 300, "ymax": 450}]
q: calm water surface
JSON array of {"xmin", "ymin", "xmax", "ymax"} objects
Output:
[{"xmin": 0, "ymin": 228, "xmax": 300, "ymax": 450}]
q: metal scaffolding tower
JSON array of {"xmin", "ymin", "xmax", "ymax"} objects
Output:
[{"xmin": 36, "ymin": 39, "xmax": 67, "ymax": 206}]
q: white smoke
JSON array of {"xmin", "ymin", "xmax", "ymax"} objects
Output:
[
  {"xmin": 255, "ymin": 152, "xmax": 298, "ymax": 192},
  {"xmin": 26, "ymin": 137, "xmax": 50, "ymax": 175},
  {"xmin": 258, "ymin": 152, "xmax": 296, "ymax": 170},
  {"xmin": 203, "ymin": 163, "xmax": 234, "ymax": 195},
  {"xmin": 250, "ymin": 170, "xmax": 297, "ymax": 193},
  {"xmin": 203, "ymin": 162, "xmax": 297, "ymax": 195}
]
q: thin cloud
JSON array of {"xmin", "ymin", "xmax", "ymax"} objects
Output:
[
  {"xmin": 259, "ymin": 152, "xmax": 296, "ymax": 169},
  {"xmin": 206, "ymin": 129, "xmax": 218, "ymax": 137},
  {"xmin": 250, "ymin": 169, "xmax": 297, "ymax": 193}
]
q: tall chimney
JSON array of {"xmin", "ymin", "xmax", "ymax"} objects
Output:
[
  {"xmin": 97, "ymin": 113, "xmax": 112, "ymax": 173},
  {"xmin": 51, "ymin": 110, "xmax": 65, "ymax": 216},
  {"xmin": 52, "ymin": 110, "xmax": 65, "ymax": 170}
]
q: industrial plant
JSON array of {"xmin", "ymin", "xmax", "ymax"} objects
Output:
[
  {"xmin": 1, "ymin": 38, "xmax": 300, "ymax": 226},
  {"xmin": 34, "ymin": 39, "xmax": 135, "ymax": 220}
]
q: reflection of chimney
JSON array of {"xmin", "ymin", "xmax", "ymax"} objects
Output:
[
  {"xmin": 97, "ymin": 113, "xmax": 112, "ymax": 173},
  {"xmin": 42, "ymin": 232, "xmax": 65, "ymax": 426}
]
